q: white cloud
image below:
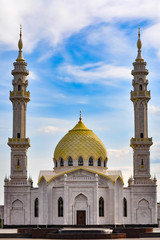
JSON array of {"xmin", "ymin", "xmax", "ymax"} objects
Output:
[
  {"xmin": 36, "ymin": 125, "xmax": 67, "ymax": 134},
  {"xmin": 59, "ymin": 62, "xmax": 130, "ymax": 85},
  {"xmin": 143, "ymin": 23, "xmax": 160, "ymax": 57},
  {"xmin": 0, "ymin": 0, "xmax": 160, "ymax": 54},
  {"xmin": 28, "ymin": 71, "xmax": 38, "ymax": 81},
  {"xmin": 149, "ymin": 105, "xmax": 160, "ymax": 115}
]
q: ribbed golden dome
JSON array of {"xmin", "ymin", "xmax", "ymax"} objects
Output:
[{"xmin": 54, "ymin": 119, "xmax": 107, "ymax": 162}]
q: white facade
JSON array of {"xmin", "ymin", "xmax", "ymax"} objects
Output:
[{"xmin": 2, "ymin": 28, "xmax": 157, "ymax": 226}]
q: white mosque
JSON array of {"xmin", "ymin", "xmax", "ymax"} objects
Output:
[{"xmin": 0, "ymin": 27, "xmax": 158, "ymax": 226}]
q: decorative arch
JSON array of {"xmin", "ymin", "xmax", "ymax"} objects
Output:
[
  {"xmin": 75, "ymin": 193, "xmax": 88, "ymax": 202},
  {"xmin": 58, "ymin": 197, "xmax": 63, "ymax": 217},
  {"xmin": 78, "ymin": 156, "xmax": 83, "ymax": 166},
  {"xmin": 34, "ymin": 198, "xmax": 39, "ymax": 217},
  {"xmin": 12, "ymin": 199, "xmax": 23, "ymax": 209},
  {"xmin": 136, "ymin": 199, "xmax": 151, "ymax": 224},
  {"xmin": 68, "ymin": 156, "xmax": 73, "ymax": 166},
  {"xmin": 99, "ymin": 197, "xmax": 104, "ymax": 217},
  {"xmin": 11, "ymin": 199, "xmax": 24, "ymax": 225},
  {"xmin": 123, "ymin": 198, "xmax": 127, "ymax": 217},
  {"xmin": 88, "ymin": 157, "xmax": 93, "ymax": 166}
]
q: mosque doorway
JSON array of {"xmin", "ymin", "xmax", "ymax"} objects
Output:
[{"xmin": 77, "ymin": 210, "xmax": 86, "ymax": 225}]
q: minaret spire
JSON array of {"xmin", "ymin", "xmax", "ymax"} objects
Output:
[
  {"xmin": 16, "ymin": 24, "xmax": 24, "ymax": 62},
  {"xmin": 136, "ymin": 25, "xmax": 144, "ymax": 62},
  {"xmin": 79, "ymin": 109, "xmax": 82, "ymax": 122}
]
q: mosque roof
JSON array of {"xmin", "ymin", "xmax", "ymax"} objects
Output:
[{"xmin": 54, "ymin": 116, "xmax": 107, "ymax": 162}]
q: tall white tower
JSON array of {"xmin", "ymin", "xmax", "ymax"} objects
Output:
[
  {"xmin": 4, "ymin": 27, "xmax": 32, "ymax": 225},
  {"xmin": 129, "ymin": 27, "xmax": 157, "ymax": 224},
  {"xmin": 8, "ymin": 26, "xmax": 30, "ymax": 182},
  {"xmin": 130, "ymin": 26, "xmax": 152, "ymax": 180}
]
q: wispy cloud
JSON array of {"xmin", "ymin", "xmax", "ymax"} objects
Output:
[
  {"xmin": 149, "ymin": 105, "xmax": 160, "ymax": 115},
  {"xmin": 28, "ymin": 70, "xmax": 38, "ymax": 81},
  {"xmin": 58, "ymin": 62, "xmax": 130, "ymax": 85},
  {"xmin": 36, "ymin": 125, "xmax": 67, "ymax": 134},
  {"xmin": 0, "ymin": 0, "xmax": 160, "ymax": 54}
]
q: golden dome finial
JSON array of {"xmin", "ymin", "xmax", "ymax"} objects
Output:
[
  {"xmin": 136, "ymin": 24, "xmax": 143, "ymax": 62},
  {"xmin": 16, "ymin": 24, "xmax": 24, "ymax": 62},
  {"xmin": 79, "ymin": 109, "xmax": 82, "ymax": 122}
]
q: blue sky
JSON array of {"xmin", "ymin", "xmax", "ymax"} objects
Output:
[{"xmin": 0, "ymin": 0, "xmax": 160, "ymax": 204}]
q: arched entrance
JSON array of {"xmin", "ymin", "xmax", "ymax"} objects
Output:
[{"xmin": 74, "ymin": 193, "xmax": 88, "ymax": 225}]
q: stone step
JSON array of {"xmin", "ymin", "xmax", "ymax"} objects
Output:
[
  {"xmin": 0, "ymin": 233, "xmax": 32, "ymax": 238},
  {"xmin": 140, "ymin": 232, "xmax": 160, "ymax": 238},
  {"xmin": 46, "ymin": 232, "xmax": 126, "ymax": 239}
]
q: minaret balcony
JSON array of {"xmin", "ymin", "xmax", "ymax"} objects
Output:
[
  {"xmin": 10, "ymin": 91, "xmax": 30, "ymax": 101},
  {"xmin": 130, "ymin": 137, "xmax": 152, "ymax": 148},
  {"xmin": 8, "ymin": 138, "xmax": 30, "ymax": 148},
  {"xmin": 131, "ymin": 67, "xmax": 148, "ymax": 76},
  {"xmin": 130, "ymin": 90, "xmax": 150, "ymax": 101}
]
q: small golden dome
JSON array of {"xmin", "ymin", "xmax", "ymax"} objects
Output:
[
  {"xmin": 137, "ymin": 38, "xmax": 142, "ymax": 50},
  {"xmin": 54, "ymin": 119, "xmax": 107, "ymax": 162}
]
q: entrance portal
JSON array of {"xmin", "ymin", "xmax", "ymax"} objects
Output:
[{"xmin": 77, "ymin": 210, "xmax": 86, "ymax": 225}]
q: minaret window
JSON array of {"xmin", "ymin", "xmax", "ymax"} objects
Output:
[
  {"xmin": 141, "ymin": 159, "xmax": 144, "ymax": 166},
  {"xmin": 123, "ymin": 198, "xmax": 127, "ymax": 217},
  {"xmin": 68, "ymin": 157, "xmax": 73, "ymax": 166},
  {"xmin": 88, "ymin": 157, "xmax": 93, "ymax": 166},
  {"xmin": 99, "ymin": 197, "xmax": 104, "ymax": 217},
  {"xmin": 78, "ymin": 157, "xmax": 83, "ymax": 166},
  {"xmin": 58, "ymin": 197, "xmax": 63, "ymax": 217},
  {"xmin": 17, "ymin": 133, "xmax": 20, "ymax": 138},
  {"xmin": 139, "ymin": 84, "xmax": 142, "ymax": 91},
  {"xmin": 55, "ymin": 161, "xmax": 57, "ymax": 167},
  {"xmin": 104, "ymin": 160, "xmax": 106, "ymax": 167},
  {"xmin": 98, "ymin": 158, "xmax": 101, "ymax": 166},
  {"xmin": 34, "ymin": 198, "xmax": 39, "ymax": 217},
  {"xmin": 140, "ymin": 133, "xmax": 143, "ymax": 138},
  {"xmin": 60, "ymin": 158, "xmax": 64, "ymax": 167},
  {"xmin": 18, "ymin": 85, "xmax": 21, "ymax": 91}
]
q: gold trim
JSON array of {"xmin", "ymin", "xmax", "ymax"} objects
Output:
[{"xmin": 38, "ymin": 167, "xmax": 124, "ymax": 185}]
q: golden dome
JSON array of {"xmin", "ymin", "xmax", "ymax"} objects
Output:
[{"xmin": 54, "ymin": 119, "xmax": 107, "ymax": 162}]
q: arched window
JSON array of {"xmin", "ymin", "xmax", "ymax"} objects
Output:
[
  {"xmin": 140, "ymin": 133, "xmax": 143, "ymax": 138},
  {"xmin": 34, "ymin": 198, "xmax": 39, "ymax": 217},
  {"xmin": 104, "ymin": 160, "xmax": 106, "ymax": 167},
  {"xmin": 55, "ymin": 161, "xmax": 57, "ymax": 167},
  {"xmin": 68, "ymin": 157, "xmax": 73, "ymax": 166},
  {"xmin": 18, "ymin": 85, "xmax": 21, "ymax": 91},
  {"xmin": 17, "ymin": 133, "xmax": 20, "ymax": 138},
  {"xmin": 98, "ymin": 158, "xmax": 101, "ymax": 166},
  {"xmin": 58, "ymin": 197, "xmax": 63, "ymax": 217},
  {"xmin": 78, "ymin": 157, "xmax": 83, "ymax": 166},
  {"xmin": 88, "ymin": 157, "xmax": 93, "ymax": 166},
  {"xmin": 139, "ymin": 84, "xmax": 142, "ymax": 91},
  {"xmin": 99, "ymin": 197, "xmax": 104, "ymax": 217},
  {"xmin": 60, "ymin": 158, "xmax": 64, "ymax": 167},
  {"xmin": 123, "ymin": 198, "xmax": 127, "ymax": 217},
  {"xmin": 17, "ymin": 159, "xmax": 20, "ymax": 166},
  {"xmin": 141, "ymin": 159, "xmax": 144, "ymax": 166}
]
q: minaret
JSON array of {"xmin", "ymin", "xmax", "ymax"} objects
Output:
[
  {"xmin": 8, "ymin": 26, "xmax": 30, "ymax": 182},
  {"xmin": 130, "ymin": 26, "xmax": 152, "ymax": 180}
]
